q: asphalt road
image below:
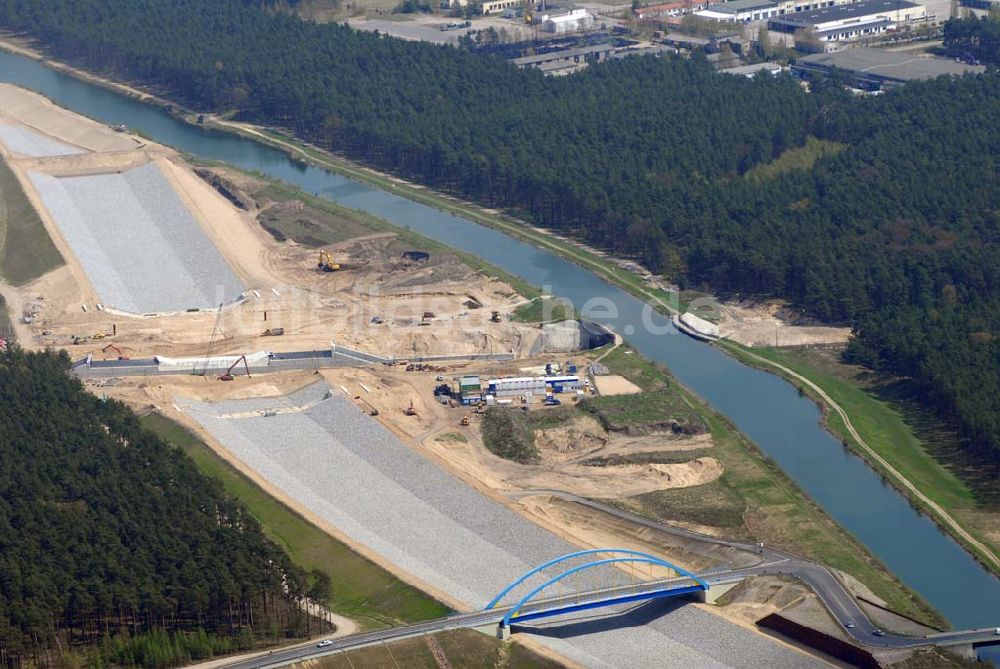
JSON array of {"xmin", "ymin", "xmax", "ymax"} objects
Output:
[{"xmin": 507, "ymin": 490, "xmax": 1000, "ymax": 651}]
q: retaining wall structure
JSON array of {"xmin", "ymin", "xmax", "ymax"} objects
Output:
[
  {"xmin": 28, "ymin": 161, "xmax": 245, "ymax": 313},
  {"xmin": 73, "ymin": 343, "xmax": 515, "ymax": 379}
]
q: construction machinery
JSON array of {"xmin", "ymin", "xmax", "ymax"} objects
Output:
[
  {"xmin": 490, "ymin": 311, "xmax": 502, "ymax": 323},
  {"xmin": 460, "ymin": 415, "xmax": 470, "ymax": 426},
  {"xmin": 318, "ymin": 250, "xmax": 340, "ymax": 272},
  {"xmin": 218, "ymin": 355, "xmax": 250, "ymax": 381},
  {"xmin": 262, "ymin": 327, "xmax": 285, "ymax": 336},
  {"xmin": 354, "ymin": 396, "xmax": 379, "ymax": 416},
  {"xmin": 101, "ymin": 343, "xmax": 130, "ymax": 360},
  {"xmin": 404, "ymin": 399, "xmax": 418, "ymax": 416}
]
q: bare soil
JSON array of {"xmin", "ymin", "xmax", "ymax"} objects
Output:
[
  {"xmin": 719, "ymin": 300, "xmax": 851, "ymax": 348},
  {"xmin": 0, "ymin": 85, "xmax": 547, "ymax": 363}
]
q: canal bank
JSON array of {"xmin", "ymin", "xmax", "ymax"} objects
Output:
[{"xmin": 1, "ymin": 47, "xmax": 998, "ymax": 631}]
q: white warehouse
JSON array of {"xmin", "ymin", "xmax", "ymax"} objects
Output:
[{"xmin": 538, "ymin": 8, "xmax": 594, "ymax": 33}]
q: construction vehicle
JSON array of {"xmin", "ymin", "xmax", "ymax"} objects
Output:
[
  {"xmin": 460, "ymin": 415, "xmax": 470, "ymax": 426},
  {"xmin": 101, "ymin": 343, "xmax": 130, "ymax": 360},
  {"xmin": 355, "ymin": 397, "xmax": 379, "ymax": 416},
  {"xmin": 262, "ymin": 327, "xmax": 285, "ymax": 336},
  {"xmin": 404, "ymin": 399, "xmax": 418, "ymax": 416},
  {"xmin": 218, "ymin": 355, "xmax": 250, "ymax": 381},
  {"xmin": 490, "ymin": 311, "xmax": 502, "ymax": 323},
  {"xmin": 318, "ymin": 250, "xmax": 340, "ymax": 272}
]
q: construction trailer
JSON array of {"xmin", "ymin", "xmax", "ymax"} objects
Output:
[
  {"xmin": 486, "ymin": 374, "xmax": 581, "ymax": 398},
  {"xmin": 458, "ymin": 375, "xmax": 483, "ymax": 405}
]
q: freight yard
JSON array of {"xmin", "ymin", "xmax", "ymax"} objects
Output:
[{"xmin": 2, "ymin": 83, "xmax": 965, "ymax": 668}]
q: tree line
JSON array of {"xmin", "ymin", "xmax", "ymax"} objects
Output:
[
  {"xmin": 0, "ymin": 0, "xmax": 997, "ymax": 476},
  {"xmin": 0, "ymin": 348, "xmax": 317, "ymax": 667}
]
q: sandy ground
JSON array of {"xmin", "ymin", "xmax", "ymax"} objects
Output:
[
  {"xmin": 592, "ymin": 374, "xmax": 642, "ymax": 396},
  {"xmin": 0, "ymin": 83, "xmax": 139, "ymax": 153},
  {"xmin": 0, "ymin": 84, "xmax": 551, "ymax": 363},
  {"xmin": 719, "ymin": 301, "xmax": 851, "ymax": 348}
]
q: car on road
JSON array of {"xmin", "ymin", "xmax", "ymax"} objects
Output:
[
  {"xmin": 317, "ymin": 640, "xmax": 334, "ymax": 648},
  {"xmin": 843, "ymin": 621, "xmax": 855, "ymax": 629},
  {"xmin": 872, "ymin": 629, "xmax": 885, "ymax": 637}
]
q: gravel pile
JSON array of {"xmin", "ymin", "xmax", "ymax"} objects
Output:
[
  {"xmin": 181, "ymin": 383, "xmax": 821, "ymax": 668},
  {"xmin": 29, "ymin": 162, "xmax": 244, "ymax": 313},
  {"xmin": 0, "ymin": 124, "xmax": 84, "ymax": 157}
]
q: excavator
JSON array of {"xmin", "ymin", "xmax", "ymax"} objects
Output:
[
  {"xmin": 218, "ymin": 355, "xmax": 251, "ymax": 381},
  {"xmin": 317, "ymin": 250, "xmax": 340, "ymax": 272},
  {"xmin": 101, "ymin": 343, "xmax": 130, "ymax": 360}
]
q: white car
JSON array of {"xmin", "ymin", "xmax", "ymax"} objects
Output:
[{"xmin": 316, "ymin": 640, "xmax": 334, "ymax": 648}]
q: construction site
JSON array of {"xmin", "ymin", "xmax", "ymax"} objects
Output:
[
  {"xmin": 0, "ymin": 83, "xmax": 741, "ymax": 562},
  {"xmin": 1, "ymin": 83, "xmax": 962, "ymax": 669}
]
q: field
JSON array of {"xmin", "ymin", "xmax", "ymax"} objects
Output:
[
  {"xmin": 141, "ymin": 412, "xmax": 451, "ymax": 629},
  {"xmin": 744, "ymin": 137, "xmax": 846, "ymax": 183},
  {"xmin": 580, "ymin": 390, "xmax": 705, "ymax": 434},
  {"xmin": 298, "ymin": 630, "xmax": 564, "ymax": 669},
  {"xmin": 0, "ymin": 155, "xmax": 63, "ymax": 285}
]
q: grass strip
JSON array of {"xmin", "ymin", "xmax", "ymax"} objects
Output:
[{"xmin": 141, "ymin": 413, "xmax": 452, "ymax": 630}]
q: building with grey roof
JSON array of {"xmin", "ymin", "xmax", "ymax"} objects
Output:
[
  {"xmin": 769, "ymin": 0, "xmax": 927, "ymax": 42},
  {"xmin": 793, "ymin": 47, "xmax": 986, "ymax": 88}
]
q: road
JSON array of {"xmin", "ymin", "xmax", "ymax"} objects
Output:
[
  {"xmin": 506, "ymin": 490, "xmax": 1000, "ymax": 650},
  {"xmin": 215, "ymin": 490, "xmax": 998, "ymax": 669}
]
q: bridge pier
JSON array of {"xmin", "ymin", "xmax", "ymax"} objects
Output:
[{"xmin": 496, "ymin": 623, "xmax": 511, "ymax": 640}]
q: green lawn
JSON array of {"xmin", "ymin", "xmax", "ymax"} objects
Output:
[
  {"xmin": 0, "ymin": 156, "xmax": 63, "ymax": 285},
  {"xmin": 512, "ymin": 296, "xmax": 575, "ymax": 323},
  {"xmin": 141, "ymin": 413, "xmax": 451, "ymax": 629}
]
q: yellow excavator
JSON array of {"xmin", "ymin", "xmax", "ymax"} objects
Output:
[{"xmin": 318, "ymin": 250, "xmax": 340, "ymax": 272}]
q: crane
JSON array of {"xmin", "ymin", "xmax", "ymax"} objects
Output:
[
  {"xmin": 218, "ymin": 355, "xmax": 251, "ymax": 381},
  {"xmin": 318, "ymin": 250, "xmax": 340, "ymax": 272}
]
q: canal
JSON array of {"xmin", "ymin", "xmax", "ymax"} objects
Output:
[{"xmin": 2, "ymin": 49, "xmax": 998, "ymax": 635}]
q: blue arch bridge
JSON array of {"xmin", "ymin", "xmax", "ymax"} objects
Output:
[{"xmin": 485, "ymin": 549, "xmax": 710, "ymax": 638}]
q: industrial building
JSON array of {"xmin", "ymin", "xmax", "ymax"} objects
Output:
[
  {"xmin": 634, "ymin": 0, "xmax": 719, "ymax": 20},
  {"xmin": 767, "ymin": 0, "xmax": 927, "ymax": 42},
  {"xmin": 482, "ymin": 0, "xmax": 526, "ymax": 14},
  {"xmin": 695, "ymin": 0, "xmax": 864, "ymax": 22},
  {"xmin": 793, "ymin": 48, "xmax": 986, "ymax": 88},
  {"xmin": 510, "ymin": 43, "xmax": 616, "ymax": 73},
  {"xmin": 535, "ymin": 8, "xmax": 594, "ymax": 33},
  {"xmin": 485, "ymin": 374, "xmax": 583, "ymax": 398},
  {"xmin": 697, "ymin": 0, "xmax": 781, "ymax": 22}
]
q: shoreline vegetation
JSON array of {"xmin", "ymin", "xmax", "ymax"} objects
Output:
[
  {"xmin": 719, "ymin": 342, "xmax": 1000, "ymax": 577},
  {"xmin": 0, "ymin": 36, "xmax": 963, "ymax": 625}
]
